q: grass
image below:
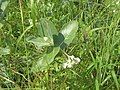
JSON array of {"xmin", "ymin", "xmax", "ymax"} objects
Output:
[{"xmin": 0, "ymin": 0, "xmax": 120, "ymax": 89}]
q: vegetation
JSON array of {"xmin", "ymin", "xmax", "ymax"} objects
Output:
[{"xmin": 0, "ymin": 0, "xmax": 120, "ymax": 89}]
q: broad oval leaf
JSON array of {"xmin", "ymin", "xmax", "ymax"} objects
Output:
[
  {"xmin": 31, "ymin": 47, "xmax": 60, "ymax": 72},
  {"xmin": 1, "ymin": 0, "xmax": 9, "ymax": 11},
  {"xmin": 38, "ymin": 18, "xmax": 58, "ymax": 39},
  {"xmin": 26, "ymin": 36, "xmax": 54, "ymax": 49},
  {"xmin": 59, "ymin": 20, "xmax": 78, "ymax": 46}
]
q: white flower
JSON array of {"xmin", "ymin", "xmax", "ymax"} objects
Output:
[
  {"xmin": 44, "ymin": 37, "xmax": 48, "ymax": 41},
  {"xmin": 69, "ymin": 55, "xmax": 80, "ymax": 64},
  {"xmin": 62, "ymin": 55, "xmax": 81, "ymax": 69},
  {"xmin": 67, "ymin": 63, "xmax": 72, "ymax": 68},
  {"xmin": 69, "ymin": 55, "xmax": 74, "ymax": 60},
  {"xmin": 62, "ymin": 61, "xmax": 73, "ymax": 69},
  {"xmin": 67, "ymin": 58, "xmax": 72, "ymax": 63},
  {"xmin": 73, "ymin": 57, "xmax": 80, "ymax": 64},
  {"xmin": 63, "ymin": 62, "xmax": 68, "ymax": 69}
]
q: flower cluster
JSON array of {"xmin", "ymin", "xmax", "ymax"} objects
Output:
[{"xmin": 62, "ymin": 55, "xmax": 80, "ymax": 69}]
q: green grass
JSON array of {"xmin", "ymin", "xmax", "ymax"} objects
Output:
[{"xmin": 0, "ymin": 0, "xmax": 120, "ymax": 89}]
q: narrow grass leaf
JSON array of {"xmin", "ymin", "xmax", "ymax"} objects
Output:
[
  {"xmin": 101, "ymin": 75, "xmax": 111, "ymax": 86},
  {"xmin": 0, "ymin": 23, "xmax": 3, "ymax": 29},
  {"xmin": 17, "ymin": 25, "xmax": 33, "ymax": 44},
  {"xmin": 95, "ymin": 78, "xmax": 99, "ymax": 90},
  {"xmin": 111, "ymin": 70, "xmax": 119, "ymax": 90}
]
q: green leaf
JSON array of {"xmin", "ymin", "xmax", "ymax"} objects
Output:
[
  {"xmin": 111, "ymin": 70, "xmax": 119, "ymax": 89},
  {"xmin": 38, "ymin": 18, "xmax": 58, "ymax": 38},
  {"xmin": 0, "ymin": 23, "xmax": 3, "ymax": 29},
  {"xmin": 101, "ymin": 75, "xmax": 111, "ymax": 86},
  {"xmin": 0, "ymin": 47, "xmax": 10, "ymax": 57},
  {"xmin": 63, "ymin": 0, "xmax": 79, "ymax": 2},
  {"xmin": 59, "ymin": 20, "xmax": 78, "ymax": 47},
  {"xmin": 95, "ymin": 78, "xmax": 99, "ymax": 90},
  {"xmin": 1, "ymin": 0, "xmax": 9, "ymax": 11},
  {"xmin": 31, "ymin": 47, "xmax": 60, "ymax": 72},
  {"xmin": 26, "ymin": 36, "xmax": 54, "ymax": 49},
  {"xmin": 69, "ymin": 0, "xmax": 79, "ymax": 2}
]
